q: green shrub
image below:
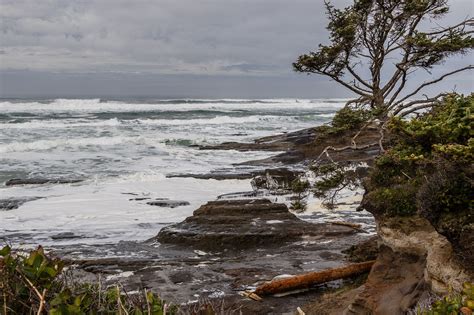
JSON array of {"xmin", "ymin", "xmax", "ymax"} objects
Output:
[
  {"xmin": 363, "ymin": 185, "xmax": 418, "ymax": 216},
  {"xmin": 310, "ymin": 163, "xmax": 363, "ymax": 209},
  {"xmin": 416, "ymin": 282, "xmax": 474, "ymax": 315},
  {"xmin": 360, "ymin": 94, "xmax": 473, "ymax": 269},
  {"xmin": 331, "ymin": 107, "xmax": 373, "ymax": 133},
  {"xmin": 290, "ymin": 178, "xmax": 310, "ymax": 212},
  {"xmin": 363, "ymin": 94, "xmax": 473, "ymax": 217}
]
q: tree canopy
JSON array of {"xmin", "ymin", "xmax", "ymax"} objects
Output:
[{"xmin": 293, "ymin": 0, "xmax": 474, "ymax": 117}]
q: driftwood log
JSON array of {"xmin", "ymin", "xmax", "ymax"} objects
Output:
[{"xmin": 254, "ymin": 260, "xmax": 375, "ymax": 296}]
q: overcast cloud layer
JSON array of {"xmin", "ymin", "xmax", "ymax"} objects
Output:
[{"xmin": 0, "ymin": 0, "xmax": 473, "ymax": 98}]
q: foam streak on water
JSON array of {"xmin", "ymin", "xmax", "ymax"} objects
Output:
[{"xmin": 0, "ymin": 98, "xmax": 344, "ymax": 247}]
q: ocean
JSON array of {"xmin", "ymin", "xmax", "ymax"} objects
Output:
[{"xmin": 0, "ymin": 98, "xmax": 353, "ymax": 251}]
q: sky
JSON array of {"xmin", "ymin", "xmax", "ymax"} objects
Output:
[{"xmin": 0, "ymin": 0, "xmax": 473, "ymax": 99}]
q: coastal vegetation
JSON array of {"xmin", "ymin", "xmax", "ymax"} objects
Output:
[
  {"xmin": 0, "ymin": 246, "xmax": 179, "ymax": 314},
  {"xmin": 415, "ymin": 283, "xmax": 474, "ymax": 315},
  {"xmin": 292, "ymin": 0, "xmax": 473, "ymax": 214},
  {"xmin": 290, "ymin": 0, "xmax": 473, "ymax": 312}
]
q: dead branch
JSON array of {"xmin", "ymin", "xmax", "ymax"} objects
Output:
[
  {"xmin": 240, "ymin": 291, "xmax": 263, "ymax": 301},
  {"xmin": 317, "ymin": 142, "xmax": 380, "ymax": 163},
  {"xmin": 392, "ymin": 92, "xmax": 449, "ymax": 116},
  {"xmin": 37, "ymin": 289, "xmax": 47, "ymax": 315}
]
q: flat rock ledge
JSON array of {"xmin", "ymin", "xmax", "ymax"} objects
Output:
[
  {"xmin": 5, "ymin": 178, "xmax": 83, "ymax": 186},
  {"xmin": 155, "ymin": 199, "xmax": 356, "ymax": 250}
]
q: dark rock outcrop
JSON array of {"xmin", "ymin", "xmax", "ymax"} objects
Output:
[
  {"xmin": 147, "ymin": 199, "xmax": 190, "ymax": 208},
  {"xmin": 200, "ymin": 127, "xmax": 319, "ymax": 152},
  {"xmin": 345, "ymin": 245, "xmax": 427, "ymax": 315},
  {"xmin": 0, "ymin": 197, "xmax": 42, "ymax": 210},
  {"xmin": 156, "ymin": 199, "xmax": 356, "ymax": 250},
  {"xmin": 5, "ymin": 178, "xmax": 83, "ymax": 186},
  {"xmin": 344, "ymin": 215, "xmax": 473, "ymax": 314},
  {"xmin": 343, "ymin": 235, "xmax": 379, "ymax": 263},
  {"xmin": 166, "ymin": 167, "xmax": 303, "ymax": 182},
  {"xmin": 201, "ymin": 125, "xmax": 381, "ymax": 167},
  {"xmin": 51, "ymin": 232, "xmax": 83, "ymax": 240}
]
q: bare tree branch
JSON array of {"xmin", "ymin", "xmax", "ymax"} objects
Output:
[
  {"xmin": 392, "ymin": 92, "xmax": 450, "ymax": 116},
  {"xmin": 392, "ymin": 66, "xmax": 474, "ymax": 108}
]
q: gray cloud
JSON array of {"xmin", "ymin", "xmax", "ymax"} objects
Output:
[
  {"xmin": 0, "ymin": 0, "xmax": 473, "ymax": 97},
  {"xmin": 0, "ymin": 0, "xmax": 334, "ymax": 75}
]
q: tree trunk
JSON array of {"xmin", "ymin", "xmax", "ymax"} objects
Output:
[{"xmin": 254, "ymin": 260, "xmax": 375, "ymax": 296}]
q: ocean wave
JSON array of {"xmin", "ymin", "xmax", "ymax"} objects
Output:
[
  {"xmin": 0, "ymin": 118, "xmax": 122, "ymax": 129},
  {"xmin": 101, "ymin": 171, "xmax": 167, "ymax": 184},
  {"xmin": 0, "ymin": 136, "xmax": 167, "ymax": 153},
  {"xmin": 136, "ymin": 115, "xmax": 265, "ymax": 126},
  {"xmin": 0, "ymin": 115, "xmax": 300, "ymax": 129},
  {"xmin": 0, "ymin": 98, "xmax": 345, "ymax": 114}
]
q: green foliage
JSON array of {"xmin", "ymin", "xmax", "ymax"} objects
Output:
[
  {"xmin": 363, "ymin": 94, "xmax": 473, "ymax": 217},
  {"xmin": 388, "ymin": 94, "xmax": 473, "ymax": 153},
  {"xmin": 0, "ymin": 246, "xmax": 179, "ymax": 314},
  {"xmin": 312, "ymin": 107, "xmax": 374, "ymax": 142},
  {"xmin": 363, "ymin": 184, "xmax": 418, "ymax": 216},
  {"xmin": 290, "ymin": 178, "xmax": 310, "ymax": 212},
  {"xmin": 331, "ymin": 107, "xmax": 373, "ymax": 133},
  {"xmin": 417, "ymin": 282, "xmax": 474, "ymax": 315},
  {"xmin": 408, "ymin": 31, "xmax": 474, "ymax": 68},
  {"xmin": 311, "ymin": 163, "xmax": 363, "ymax": 209}
]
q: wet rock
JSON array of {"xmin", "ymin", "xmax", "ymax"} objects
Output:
[
  {"xmin": 156, "ymin": 199, "xmax": 356, "ymax": 250},
  {"xmin": 51, "ymin": 232, "xmax": 82, "ymax": 240},
  {"xmin": 0, "ymin": 197, "xmax": 42, "ymax": 210},
  {"xmin": 169, "ymin": 271, "xmax": 194, "ymax": 284},
  {"xmin": 250, "ymin": 168, "xmax": 303, "ymax": 192},
  {"xmin": 217, "ymin": 191, "xmax": 260, "ymax": 199},
  {"xmin": 5, "ymin": 178, "xmax": 83, "ymax": 186},
  {"xmin": 343, "ymin": 235, "xmax": 380, "ymax": 263},
  {"xmin": 200, "ymin": 127, "xmax": 319, "ymax": 152},
  {"xmin": 167, "ymin": 173, "xmax": 255, "ymax": 180},
  {"xmin": 168, "ymin": 167, "xmax": 303, "ymax": 185},
  {"xmin": 238, "ymin": 150, "xmax": 306, "ymax": 166},
  {"xmin": 147, "ymin": 200, "xmax": 190, "ymax": 208}
]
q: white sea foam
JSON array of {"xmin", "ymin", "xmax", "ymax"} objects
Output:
[
  {"xmin": 0, "ymin": 177, "xmax": 253, "ymax": 246},
  {"xmin": 0, "ymin": 136, "xmax": 167, "ymax": 153}
]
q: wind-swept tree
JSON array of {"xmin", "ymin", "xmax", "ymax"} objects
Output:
[
  {"xmin": 293, "ymin": 0, "xmax": 474, "ymax": 118},
  {"xmin": 291, "ymin": 0, "xmax": 473, "ymax": 209}
]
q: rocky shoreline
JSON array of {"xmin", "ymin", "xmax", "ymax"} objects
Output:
[
  {"xmin": 5, "ymin": 125, "xmax": 469, "ymax": 314},
  {"xmin": 58, "ymin": 198, "xmax": 373, "ymax": 314},
  {"xmin": 44, "ymin": 126, "xmax": 378, "ymax": 314},
  {"xmin": 2, "ymin": 126, "xmax": 380, "ymax": 314}
]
